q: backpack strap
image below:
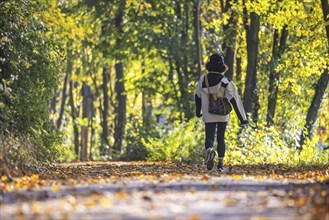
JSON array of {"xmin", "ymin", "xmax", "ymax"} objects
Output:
[{"xmin": 204, "ymin": 74, "xmax": 211, "ymax": 95}]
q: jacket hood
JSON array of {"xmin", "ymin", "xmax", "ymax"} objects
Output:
[
  {"xmin": 202, "ymin": 82, "xmax": 222, "ymax": 95},
  {"xmin": 201, "ymin": 72, "xmax": 227, "ymax": 98}
]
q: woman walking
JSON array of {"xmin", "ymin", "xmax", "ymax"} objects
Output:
[{"xmin": 195, "ymin": 53, "xmax": 248, "ymax": 171}]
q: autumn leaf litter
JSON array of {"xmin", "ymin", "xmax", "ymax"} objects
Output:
[{"xmin": 1, "ymin": 161, "xmax": 328, "ymax": 219}]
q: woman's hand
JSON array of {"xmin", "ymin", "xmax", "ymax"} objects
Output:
[{"xmin": 240, "ymin": 120, "xmax": 248, "ymax": 128}]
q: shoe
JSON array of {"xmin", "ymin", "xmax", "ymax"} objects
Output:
[
  {"xmin": 206, "ymin": 148, "xmax": 216, "ymax": 170},
  {"xmin": 217, "ymin": 160, "xmax": 226, "ymax": 172}
]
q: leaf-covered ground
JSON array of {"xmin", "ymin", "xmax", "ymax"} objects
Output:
[{"xmin": 1, "ymin": 162, "xmax": 328, "ymax": 219}]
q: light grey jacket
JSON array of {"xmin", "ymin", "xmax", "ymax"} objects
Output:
[{"xmin": 195, "ymin": 72, "xmax": 247, "ymax": 123}]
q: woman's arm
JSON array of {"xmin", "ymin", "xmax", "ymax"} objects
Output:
[
  {"xmin": 225, "ymin": 79, "xmax": 248, "ymax": 125},
  {"xmin": 194, "ymin": 75, "xmax": 204, "ymax": 117}
]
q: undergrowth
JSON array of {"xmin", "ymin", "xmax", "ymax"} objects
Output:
[
  {"xmin": 0, "ymin": 132, "xmax": 63, "ymax": 176},
  {"xmin": 142, "ymin": 117, "xmax": 329, "ymax": 166}
]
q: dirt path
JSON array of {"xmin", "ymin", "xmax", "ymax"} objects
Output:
[{"xmin": 1, "ymin": 162, "xmax": 328, "ymax": 219}]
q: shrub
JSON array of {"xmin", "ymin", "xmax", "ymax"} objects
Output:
[
  {"xmin": 143, "ymin": 118, "xmax": 204, "ymax": 163},
  {"xmin": 0, "ymin": 0, "xmax": 63, "ymax": 174},
  {"xmin": 144, "ymin": 116, "xmax": 329, "ymax": 166}
]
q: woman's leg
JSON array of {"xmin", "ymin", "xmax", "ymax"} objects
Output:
[
  {"xmin": 205, "ymin": 122, "xmax": 216, "ymax": 150},
  {"xmin": 205, "ymin": 122, "xmax": 217, "ymax": 170},
  {"xmin": 216, "ymin": 122, "xmax": 227, "ymax": 157}
]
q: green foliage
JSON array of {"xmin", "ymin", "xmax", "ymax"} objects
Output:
[
  {"xmin": 144, "ymin": 116, "xmax": 328, "ymax": 166},
  {"xmin": 143, "ymin": 118, "xmax": 204, "ymax": 163},
  {"xmin": 0, "ymin": 0, "xmax": 64, "ymax": 172},
  {"xmin": 226, "ymin": 122, "xmax": 329, "ymax": 166},
  {"xmin": 1, "ymin": 131, "xmax": 63, "ymax": 173},
  {"xmin": 54, "ymin": 0, "xmax": 328, "ymax": 165},
  {"xmin": 121, "ymin": 115, "xmax": 151, "ymax": 161},
  {"xmin": 1, "ymin": 0, "xmax": 61, "ymax": 130},
  {"xmin": 1, "ymin": 0, "xmax": 327, "ymax": 169}
]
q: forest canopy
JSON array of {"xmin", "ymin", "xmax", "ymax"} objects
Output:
[{"xmin": 0, "ymin": 0, "xmax": 328, "ymax": 172}]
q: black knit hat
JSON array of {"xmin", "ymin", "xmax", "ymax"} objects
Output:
[
  {"xmin": 209, "ymin": 53, "xmax": 224, "ymax": 64},
  {"xmin": 206, "ymin": 53, "xmax": 227, "ymax": 73}
]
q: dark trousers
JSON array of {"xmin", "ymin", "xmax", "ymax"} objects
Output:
[{"xmin": 205, "ymin": 122, "xmax": 227, "ymax": 158}]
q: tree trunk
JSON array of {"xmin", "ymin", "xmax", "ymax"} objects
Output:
[
  {"xmin": 56, "ymin": 47, "xmax": 72, "ymax": 129},
  {"xmin": 90, "ymin": 63, "xmax": 107, "ymax": 156},
  {"xmin": 142, "ymin": 92, "xmax": 153, "ymax": 129},
  {"xmin": 221, "ymin": 0, "xmax": 238, "ymax": 80},
  {"xmin": 236, "ymin": 56, "xmax": 242, "ymax": 95},
  {"xmin": 175, "ymin": 2, "xmax": 193, "ymax": 120},
  {"xmin": 224, "ymin": 47, "xmax": 235, "ymax": 79},
  {"xmin": 175, "ymin": 61, "xmax": 193, "ymax": 120},
  {"xmin": 321, "ymin": 0, "xmax": 329, "ymax": 40},
  {"xmin": 101, "ymin": 66, "xmax": 110, "ymax": 154},
  {"xmin": 89, "ymin": 118, "xmax": 94, "ymax": 160},
  {"xmin": 113, "ymin": 0, "xmax": 126, "ymax": 152},
  {"xmin": 50, "ymin": 91, "xmax": 58, "ymax": 116},
  {"xmin": 81, "ymin": 83, "xmax": 93, "ymax": 161},
  {"xmin": 266, "ymin": 27, "xmax": 288, "ymax": 126},
  {"xmin": 114, "ymin": 63, "xmax": 126, "ymax": 152},
  {"xmin": 98, "ymin": 16, "xmax": 111, "ymax": 155},
  {"xmin": 193, "ymin": 0, "xmax": 203, "ymax": 78},
  {"xmin": 141, "ymin": 60, "xmax": 153, "ymax": 129},
  {"xmin": 299, "ymin": 70, "xmax": 329, "ymax": 148},
  {"xmin": 81, "ymin": 126, "xmax": 88, "ymax": 161},
  {"xmin": 242, "ymin": 2, "xmax": 260, "ymax": 122},
  {"xmin": 299, "ymin": 0, "xmax": 329, "ymax": 148},
  {"xmin": 69, "ymin": 80, "xmax": 79, "ymax": 157},
  {"xmin": 169, "ymin": 60, "xmax": 180, "ymax": 103}
]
